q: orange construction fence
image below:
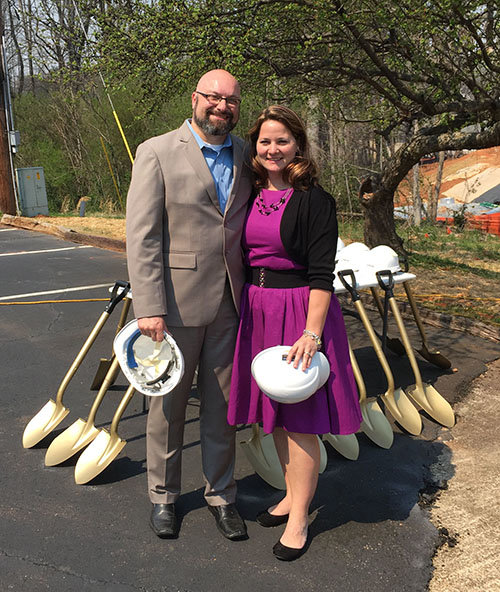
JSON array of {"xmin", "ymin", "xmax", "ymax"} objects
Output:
[{"xmin": 436, "ymin": 212, "xmax": 500, "ymax": 236}]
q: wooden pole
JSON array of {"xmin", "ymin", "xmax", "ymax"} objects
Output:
[{"xmin": 0, "ymin": 13, "xmax": 16, "ymax": 215}]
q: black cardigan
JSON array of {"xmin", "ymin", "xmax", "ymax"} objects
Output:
[{"xmin": 249, "ymin": 185, "xmax": 338, "ymax": 292}]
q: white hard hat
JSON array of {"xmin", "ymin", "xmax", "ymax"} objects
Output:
[
  {"xmin": 366, "ymin": 245, "xmax": 401, "ymax": 273},
  {"xmin": 251, "ymin": 345, "xmax": 330, "ymax": 404},
  {"xmin": 338, "ymin": 242, "xmax": 369, "ymax": 257},
  {"xmin": 336, "ymin": 242, "xmax": 370, "ymax": 271},
  {"xmin": 113, "ymin": 319, "xmax": 184, "ymax": 396},
  {"xmin": 335, "ymin": 253, "xmax": 369, "ymax": 273}
]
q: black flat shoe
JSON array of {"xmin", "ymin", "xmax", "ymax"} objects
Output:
[
  {"xmin": 208, "ymin": 503, "xmax": 248, "ymax": 541},
  {"xmin": 272, "ymin": 532, "xmax": 310, "ymax": 561},
  {"xmin": 256, "ymin": 509, "xmax": 289, "ymax": 528},
  {"xmin": 150, "ymin": 503, "xmax": 179, "ymax": 539}
]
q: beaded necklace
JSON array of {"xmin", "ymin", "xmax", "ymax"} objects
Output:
[{"xmin": 255, "ymin": 187, "xmax": 293, "ymax": 216}]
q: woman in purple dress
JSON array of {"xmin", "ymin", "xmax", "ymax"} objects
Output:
[{"xmin": 228, "ymin": 105, "xmax": 362, "ymax": 561}]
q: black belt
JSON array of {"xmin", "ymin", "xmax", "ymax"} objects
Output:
[{"xmin": 246, "ymin": 267, "xmax": 309, "ymax": 288}]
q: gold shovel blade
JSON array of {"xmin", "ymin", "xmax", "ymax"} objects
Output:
[
  {"xmin": 240, "ymin": 429, "xmax": 328, "ymax": 489},
  {"xmin": 381, "ymin": 387, "xmax": 422, "ymax": 436},
  {"xmin": 90, "ymin": 358, "xmax": 113, "ymax": 391},
  {"xmin": 259, "ymin": 432, "xmax": 328, "ymax": 472},
  {"xmin": 360, "ymin": 399, "xmax": 394, "ymax": 449},
  {"xmin": 74, "ymin": 429, "xmax": 126, "ymax": 485},
  {"xmin": 406, "ymin": 383, "xmax": 455, "ymax": 428},
  {"xmin": 318, "ymin": 436, "xmax": 328, "ymax": 473},
  {"xmin": 240, "ymin": 432, "xmax": 286, "ymax": 490},
  {"xmin": 44, "ymin": 418, "xmax": 100, "ymax": 466},
  {"xmin": 323, "ymin": 433, "xmax": 359, "ymax": 460},
  {"xmin": 22, "ymin": 399, "xmax": 70, "ymax": 448}
]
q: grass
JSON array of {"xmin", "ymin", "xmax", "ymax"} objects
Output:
[
  {"xmin": 49, "ymin": 211, "xmax": 126, "ymax": 220},
  {"xmin": 339, "ymin": 218, "xmax": 500, "ymax": 326},
  {"xmin": 403, "ymin": 222, "xmax": 500, "ymax": 262},
  {"xmin": 400, "ymin": 222, "xmax": 500, "ymax": 326},
  {"xmin": 409, "ymin": 252, "xmax": 500, "ymax": 280}
]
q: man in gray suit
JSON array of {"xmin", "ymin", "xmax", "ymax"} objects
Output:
[{"xmin": 126, "ymin": 69, "xmax": 252, "ymax": 540}]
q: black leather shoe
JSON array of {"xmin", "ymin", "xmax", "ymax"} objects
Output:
[
  {"xmin": 256, "ymin": 509, "xmax": 289, "ymax": 528},
  {"xmin": 208, "ymin": 503, "xmax": 248, "ymax": 540},
  {"xmin": 150, "ymin": 503, "xmax": 179, "ymax": 539},
  {"xmin": 273, "ymin": 532, "xmax": 310, "ymax": 561}
]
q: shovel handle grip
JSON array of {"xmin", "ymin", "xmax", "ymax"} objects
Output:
[
  {"xmin": 376, "ymin": 270, "xmax": 394, "ymax": 296},
  {"xmin": 337, "ymin": 270, "xmax": 360, "ymax": 302},
  {"xmin": 106, "ymin": 281, "xmax": 130, "ymax": 314}
]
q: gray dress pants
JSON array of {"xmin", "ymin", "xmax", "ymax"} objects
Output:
[{"xmin": 146, "ymin": 282, "xmax": 239, "ymax": 505}]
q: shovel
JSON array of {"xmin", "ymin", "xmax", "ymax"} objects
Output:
[
  {"xmin": 322, "ymin": 432, "xmax": 359, "ymax": 461},
  {"xmin": 347, "ymin": 342, "xmax": 394, "ymax": 449},
  {"xmin": 74, "ymin": 384, "xmax": 136, "ymax": 484},
  {"xmin": 22, "ymin": 281, "xmax": 131, "ymax": 448},
  {"xmin": 339, "ymin": 269, "xmax": 422, "ymax": 436},
  {"xmin": 403, "ymin": 282, "xmax": 452, "ymax": 369},
  {"xmin": 377, "ymin": 271, "xmax": 455, "ymax": 428},
  {"xmin": 369, "ymin": 287, "xmax": 406, "ymax": 356},
  {"xmin": 339, "ymin": 272, "xmax": 393, "ymax": 448},
  {"xmin": 240, "ymin": 424, "xmax": 328, "ymax": 490},
  {"xmin": 44, "ymin": 357, "xmax": 121, "ymax": 465},
  {"xmin": 240, "ymin": 424, "xmax": 286, "ymax": 490},
  {"xmin": 90, "ymin": 294, "xmax": 132, "ymax": 390}
]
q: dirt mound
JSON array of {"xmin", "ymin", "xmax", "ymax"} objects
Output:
[{"xmin": 397, "ymin": 147, "xmax": 500, "ymax": 206}]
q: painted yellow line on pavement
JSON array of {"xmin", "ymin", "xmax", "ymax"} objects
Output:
[
  {"xmin": 0, "ymin": 284, "xmax": 113, "ymax": 301},
  {"xmin": 0, "ymin": 245, "xmax": 92, "ymax": 257}
]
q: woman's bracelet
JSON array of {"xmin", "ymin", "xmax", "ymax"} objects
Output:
[{"xmin": 303, "ymin": 329, "xmax": 322, "ymax": 348}]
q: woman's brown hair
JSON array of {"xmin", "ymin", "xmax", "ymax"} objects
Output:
[{"xmin": 248, "ymin": 105, "xmax": 319, "ymax": 191}]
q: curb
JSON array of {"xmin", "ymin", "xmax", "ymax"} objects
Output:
[{"xmin": 1, "ymin": 213, "xmax": 126, "ymax": 253}]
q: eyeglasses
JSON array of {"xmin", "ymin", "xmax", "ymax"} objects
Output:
[{"xmin": 195, "ymin": 90, "xmax": 241, "ymax": 108}]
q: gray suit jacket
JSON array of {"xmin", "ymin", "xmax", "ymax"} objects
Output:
[{"xmin": 126, "ymin": 121, "xmax": 252, "ymax": 326}]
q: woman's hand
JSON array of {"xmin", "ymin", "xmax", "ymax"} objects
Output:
[{"xmin": 286, "ymin": 334, "xmax": 319, "ymax": 371}]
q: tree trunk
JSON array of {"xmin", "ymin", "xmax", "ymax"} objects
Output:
[
  {"xmin": 327, "ymin": 111, "xmax": 335, "ymax": 189},
  {"xmin": 429, "ymin": 151, "xmax": 445, "ymax": 222},
  {"xmin": 306, "ymin": 96, "xmax": 321, "ymax": 165},
  {"xmin": 0, "ymin": 13, "xmax": 16, "ymax": 215},
  {"xmin": 7, "ymin": 0, "xmax": 24, "ymax": 94},
  {"xmin": 412, "ymin": 163, "xmax": 422, "ymax": 225},
  {"xmin": 359, "ymin": 177, "xmax": 405, "ymax": 254}
]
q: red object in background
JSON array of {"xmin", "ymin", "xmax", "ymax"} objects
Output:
[
  {"xmin": 446, "ymin": 227, "xmax": 452, "ymax": 234},
  {"xmin": 468, "ymin": 212, "xmax": 500, "ymax": 236},
  {"xmin": 484, "ymin": 215, "xmax": 500, "ymax": 236}
]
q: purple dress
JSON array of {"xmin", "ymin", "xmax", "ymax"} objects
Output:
[{"xmin": 227, "ymin": 189, "xmax": 362, "ymax": 435}]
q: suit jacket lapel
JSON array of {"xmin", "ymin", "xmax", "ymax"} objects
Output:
[
  {"xmin": 179, "ymin": 122, "xmax": 221, "ymax": 213},
  {"xmin": 225, "ymin": 136, "xmax": 244, "ymax": 213}
]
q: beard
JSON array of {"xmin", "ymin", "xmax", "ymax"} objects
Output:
[{"xmin": 193, "ymin": 102, "xmax": 236, "ymax": 137}]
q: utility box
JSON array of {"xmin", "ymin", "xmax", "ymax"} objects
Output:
[{"xmin": 16, "ymin": 167, "xmax": 49, "ymax": 216}]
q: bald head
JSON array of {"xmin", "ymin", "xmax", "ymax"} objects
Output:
[{"xmin": 196, "ymin": 69, "xmax": 240, "ymax": 98}]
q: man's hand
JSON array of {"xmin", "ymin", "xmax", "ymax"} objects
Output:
[{"xmin": 138, "ymin": 316, "xmax": 168, "ymax": 342}]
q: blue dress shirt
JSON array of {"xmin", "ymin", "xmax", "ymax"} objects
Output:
[{"xmin": 186, "ymin": 119, "xmax": 234, "ymax": 213}]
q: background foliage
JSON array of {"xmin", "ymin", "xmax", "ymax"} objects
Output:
[{"xmin": 2, "ymin": 0, "xmax": 498, "ymax": 250}]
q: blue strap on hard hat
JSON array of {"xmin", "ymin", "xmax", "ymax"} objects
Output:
[{"xmin": 126, "ymin": 329, "xmax": 143, "ymax": 369}]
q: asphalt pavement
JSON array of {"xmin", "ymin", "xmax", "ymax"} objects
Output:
[{"xmin": 1, "ymin": 226, "xmax": 499, "ymax": 592}]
